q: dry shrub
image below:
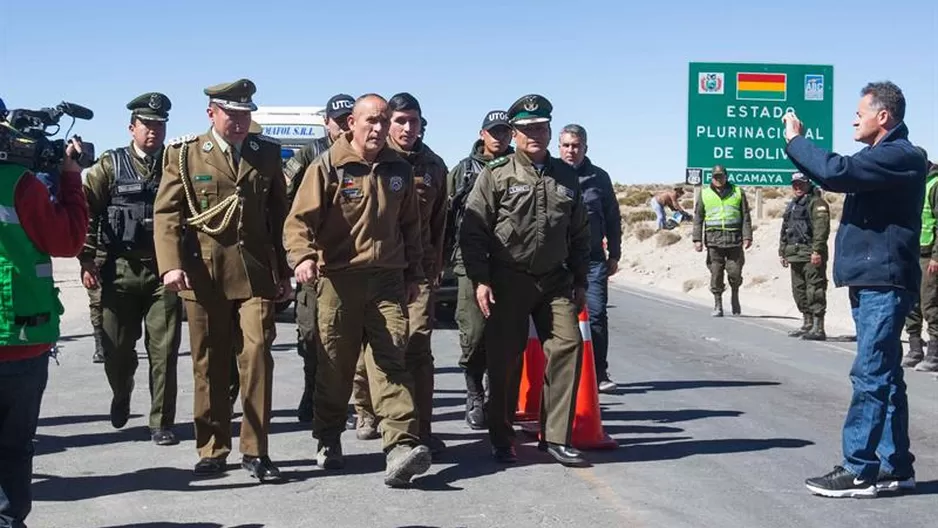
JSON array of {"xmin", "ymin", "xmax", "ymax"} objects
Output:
[
  {"xmin": 633, "ymin": 225, "xmax": 655, "ymax": 241},
  {"xmin": 656, "ymin": 231, "xmax": 681, "ymax": 247},
  {"xmin": 619, "ymin": 190, "xmax": 653, "ymax": 207},
  {"xmin": 766, "ymin": 205, "xmax": 784, "ymax": 219},
  {"xmin": 683, "ymin": 278, "xmax": 704, "ymax": 293},
  {"xmin": 761, "ymin": 188, "xmax": 783, "ymax": 199},
  {"xmin": 680, "ymin": 199, "xmax": 694, "ymax": 210},
  {"xmin": 749, "ymin": 275, "xmax": 770, "ymax": 286},
  {"xmin": 751, "ymin": 224, "xmax": 759, "ymax": 232},
  {"xmin": 613, "ymin": 183, "xmax": 628, "ymax": 194},
  {"xmin": 627, "ymin": 210, "xmax": 656, "ymax": 223}
]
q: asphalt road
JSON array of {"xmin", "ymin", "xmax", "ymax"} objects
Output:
[{"xmin": 29, "ymin": 282, "xmax": 938, "ymax": 528}]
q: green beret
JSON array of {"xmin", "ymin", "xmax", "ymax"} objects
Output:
[
  {"xmin": 204, "ymin": 78, "xmax": 257, "ymax": 112},
  {"xmin": 127, "ymin": 92, "xmax": 171, "ymax": 122},
  {"xmin": 507, "ymin": 94, "xmax": 552, "ymax": 126}
]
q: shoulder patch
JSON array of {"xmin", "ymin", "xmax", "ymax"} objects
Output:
[
  {"xmin": 487, "ymin": 156, "xmax": 509, "ymax": 169},
  {"xmin": 167, "ymin": 134, "xmax": 198, "ymax": 147}
]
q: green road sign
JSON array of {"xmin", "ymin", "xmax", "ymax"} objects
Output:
[{"xmin": 687, "ymin": 62, "xmax": 834, "ymax": 187}]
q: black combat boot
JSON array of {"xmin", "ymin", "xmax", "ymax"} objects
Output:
[
  {"xmin": 464, "ymin": 371, "xmax": 486, "ymax": 430},
  {"xmin": 92, "ymin": 327, "xmax": 105, "ymax": 364},
  {"xmin": 789, "ymin": 313, "xmax": 813, "ymax": 338},
  {"xmin": 914, "ymin": 338, "xmax": 938, "ymax": 372},
  {"xmin": 803, "ymin": 315, "xmax": 827, "ymax": 341},
  {"xmin": 902, "ymin": 335, "xmax": 925, "ymax": 368},
  {"xmin": 712, "ymin": 294, "xmax": 724, "ymax": 317},
  {"xmin": 730, "ymin": 287, "xmax": 742, "ymax": 316}
]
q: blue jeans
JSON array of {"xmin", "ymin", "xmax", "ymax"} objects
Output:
[
  {"xmin": 650, "ymin": 198, "xmax": 666, "ymax": 230},
  {"xmin": 842, "ymin": 287, "xmax": 915, "ymax": 480},
  {"xmin": 586, "ymin": 260, "xmax": 610, "ymax": 379},
  {"xmin": 0, "ymin": 352, "xmax": 50, "ymax": 528}
]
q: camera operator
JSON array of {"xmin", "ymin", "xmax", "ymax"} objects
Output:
[{"xmin": 0, "ymin": 111, "xmax": 89, "ymax": 526}]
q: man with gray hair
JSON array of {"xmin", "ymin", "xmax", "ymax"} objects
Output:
[
  {"xmin": 783, "ymin": 81, "xmax": 926, "ymax": 498},
  {"xmin": 559, "ymin": 124, "xmax": 621, "ymax": 392}
]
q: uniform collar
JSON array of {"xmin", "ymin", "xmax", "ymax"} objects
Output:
[
  {"xmin": 211, "ymin": 128, "xmax": 241, "ymax": 155},
  {"xmin": 331, "ymin": 133, "xmax": 404, "ymax": 167}
]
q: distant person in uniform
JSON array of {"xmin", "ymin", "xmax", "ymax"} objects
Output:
[
  {"xmin": 80, "ymin": 92, "xmax": 182, "ymax": 445},
  {"xmin": 902, "ymin": 150, "xmax": 938, "ymax": 371},
  {"xmin": 692, "ymin": 165, "xmax": 752, "ymax": 317},
  {"xmin": 445, "ymin": 110, "xmax": 514, "ymax": 429},
  {"xmin": 460, "ymin": 94, "xmax": 591, "ymax": 467},
  {"xmin": 651, "ymin": 187, "xmax": 689, "ymax": 230},
  {"xmin": 784, "ymin": 81, "xmax": 925, "ymax": 498},
  {"xmin": 153, "ymin": 79, "xmax": 292, "ymax": 482},
  {"xmin": 779, "ymin": 172, "xmax": 830, "ymax": 341},
  {"xmin": 283, "ymin": 93, "xmax": 433, "ymax": 488},
  {"xmin": 282, "ymin": 93, "xmax": 354, "ymax": 424}
]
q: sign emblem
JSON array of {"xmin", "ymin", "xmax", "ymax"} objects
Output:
[
  {"xmin": 389, "ymin": 176, "xmax": 404, "ymax": 192},
  {"xmin": 697, "ymin": 72, "xmax": 724, "ymax": 95},
  {"xmin": 685, "ymin": 168, "xmax": 703, "ymax": 186},
  {"xmin": 148, "ymin": 94, "xmax": 162, "ymax": 110},
  {"xmin": 804, "ymin": 74, "xmax": 824, "ymax": 101},
  {"xmin": 202, "ymin": 141, "xmax": 214, "ymax": 152}
]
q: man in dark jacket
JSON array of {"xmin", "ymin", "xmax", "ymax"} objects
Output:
[
  {"xmin": 902, "ymin": 152, "xmax": 938, "ymax": 371},
  {"xmin": 784, "ymin": 81, "xmax": 927, "ymax": 499},
  {"xmin": 282, "ymin": 93, "xmax": 354, "ymax": 423},
  {"xmin": 558, "ymin": 124, "xmax": 621, "ymax": 393}
]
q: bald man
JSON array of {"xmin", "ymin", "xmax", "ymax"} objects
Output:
[{"xmin": 283, "ymin": 94, "xmax": 432, "ymax": 488}]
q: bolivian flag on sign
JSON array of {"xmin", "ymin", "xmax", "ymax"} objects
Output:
[{"xmin": 736, "ymin": 73, "xmax": 787, "ymax": 102}]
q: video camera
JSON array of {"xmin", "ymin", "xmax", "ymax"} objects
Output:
[{"xmin": 0, "ymin": 100, "xmax": 95, "ymax": 173}]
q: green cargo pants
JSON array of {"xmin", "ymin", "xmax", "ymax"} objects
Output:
[
  {"xmin": 906, "ymin": 257, "xmax": 938, "ymax": 338},
  {"xmin": 707, "ymin": 246, "xmax": 744, "ymax": 294},
  {"xmin": 456, "ymin": 273, "xmax": 487, "ymax": 375},
  {"xmin": 789, "ymin": 258, "xmax": 828, "ymax": 317}
]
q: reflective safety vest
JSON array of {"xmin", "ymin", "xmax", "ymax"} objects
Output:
[
  {"xmin": 0, "ymin": 163, "xmax": 63, "ymax": 346},
  {"xmin": 702, "ymin": 185, "xmax": 743, "ymax": 231},
  {"xmin": 921, "ymin": 172, "xmax": 938, "ymax": 248}
]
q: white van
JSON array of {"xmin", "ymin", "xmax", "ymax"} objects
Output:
[{"xmin": 252, "ymin": 106, "xmax": 327, "ymax": 161}]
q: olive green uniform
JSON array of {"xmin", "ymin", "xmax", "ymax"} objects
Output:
[
  {"xmin": 904, "ymin": 168, "xmax": 938, "ymax": 369},
  {"xmin": 82, "ymin": 139, "xmax": 182, "ymax": 433},
  {"xmin": 460, "ymin": 150, "xmax": 591, "ymax": 449},
  {"xmin": 692, "ymin": 182, "xmax": 753, "ymax": 314},
  {"xmin": 84, "ymin": 248, "xmax": 107, "ymax": 362},
  {"xmin": 779, "ymin": 188, "xmax": 830, "ymax": 337}
]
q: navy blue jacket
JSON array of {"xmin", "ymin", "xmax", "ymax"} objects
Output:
[
  {"xmin": 785, "ymin": 123, "xmax": 927, "ymax": 291},
  {"xmin": 576, "ymin": 157, "xmax": 621, "ymax": 262}
]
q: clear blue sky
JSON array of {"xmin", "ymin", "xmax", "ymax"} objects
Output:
[{"xmin": 3, "ymin": 0, "xmax": 936, "ymax": 183}]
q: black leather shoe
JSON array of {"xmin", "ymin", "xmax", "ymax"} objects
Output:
[
  {"xmin": 194, "ymin": 457, "xmax": 226, "ymax": 476},
  {"xmin": 151, "ymin": 429, "xmax": 178, "ymax": 446},
  {"xmin": 538, "ymin": 442, "xmax": 588, "ymax": 467},
  {"xmin": 492, "ymin": 445, "xmax": 518, "ymax": 463},
  {"xmin": 242, "ymin": 455, "xmax": 282, "ymax": 482}
]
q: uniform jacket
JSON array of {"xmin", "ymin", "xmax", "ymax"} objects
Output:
[
  {"xmin": 575, "ymin": 157, "xmax": 621, "ymax": 262},
  {"xmin": 921, "ymin": 167, "xmax": 938, "ymax": 258},
  {"xmin": 692, "ymin": 182, "xmax": 753, "ymax": 248},
  {"xmin": 389, "ymin": 138, "xmax": 448, "ymax": 280},
  {"xmin": 778, "ymin": 188, "xmax": 830, "ymax": 262},
  {"xmin": 282, "ymin": 134, "xmax": 424, "ymax": 283},
  {"xmin": 284, "ymin": 135, "xmax": 332, "ymax": 206},
  {"xmin": 459, "ymin": 150, "xmax": 591, "ymax": 288},
  {"xmin": 153, "ymin": 129, "xmax": 291, "ymax": 301},
  {"xmin": 786, "ymin": 123, "xmax": 926, "ymax": 290}
]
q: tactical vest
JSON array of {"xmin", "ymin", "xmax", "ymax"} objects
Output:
[
  {"xmin": 445, "ymin": 157, "xmax": 486, "ymax": 262},
  {"xmin": 921, "ymin": 173, "xmax": 938, "ymax": 248},
  {"xmin": 783, "ymin": 194, "xmax": 813, "ymax": 246},
  {"xmin": 0, "ymin": 164, "xmax": 62, "ymax": 346},
  {"xmin": 702, "ymin": 186, "xmax": 743, "ymax": 231},
  {"xmin": 100, "ymin": 148, "xmax": 160, "ymax": 253}
]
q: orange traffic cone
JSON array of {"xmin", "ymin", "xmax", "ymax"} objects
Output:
[
  {"xmin": 514, "ymin": 317, "xmax": 545, "ymax": 422},
  {"xmin": 571, "ymin": 306, "xmax": 617, "ymax": 450}
]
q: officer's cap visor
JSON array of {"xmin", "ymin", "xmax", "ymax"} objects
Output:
[
  {"xmin": 511, "ymin": 116, "xmax": 550, "ymax": 126},
  {"xmin": 133, "ymin": 113, "xmax": 168, "ymax": 123}
]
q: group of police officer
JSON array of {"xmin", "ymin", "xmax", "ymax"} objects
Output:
[{"xmin": 80, "ymin": 79, "xmax": 599, "ymax": 488}]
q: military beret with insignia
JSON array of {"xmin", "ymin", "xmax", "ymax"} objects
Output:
[
  {"xmin": 204, "ymin": 78, "xmax": 257, "ymax": 112},
  {"xmin": 507, "ymin": 94, "xmax": 552, "ymax": 126},
  {"xmin": 127, "ymin": 92, "xmax": 171, "ymax": 122}
]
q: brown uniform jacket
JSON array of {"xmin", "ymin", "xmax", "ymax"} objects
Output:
[
  {"xmin": 283, "ymin": 133, "xmax": 424, "ymax": 283},
  {"xmin": 153, "ymin": 129, "xmax": 290, "ymax": 301},
  {"xmin": 459, "ymin": 150, "xmax": 591, "ymax": 288},
  {"xmin": 389, "ymin": 138, "xmax": 448, "ymax": 280}
]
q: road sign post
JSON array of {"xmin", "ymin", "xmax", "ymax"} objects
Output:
[{"xmin": 687, "ymin": 62, "xmax": 834, "ymax": 187}]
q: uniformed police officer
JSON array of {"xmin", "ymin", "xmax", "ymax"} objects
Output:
[
  {"xmin": 460, "ymin": 94, "xmax": 591, "ymax": 467},
  {"xmin": 692, "ymin": 165, "xmax": 753, "ymax": 316},
  {"xmin": 903, "ymin": 153, "xmax": 938, "ymax": 371},
  {"xmin": 283, "ymin": 93, "xmax": 433, "ymax": 488},
  {"xmin": 445, "ymin": 109, "xmax": 514, "ymax": 429},
  {"xmin": 282, "ymin": 93, "xmax": 354, "ymax": 424},
  {"xmin": 779, "ymin": 172, "xmax": 830, "ymax": 340},
  {"xmin": 153, "ymin": 79, "xmax": 292, "ymax": 481},
  {"xmin": 350, "ymin": 92, "xmax": 449, "ymax": 455},
  {"xmin": 79, "ymin": 92, "xmax": 182, "ymax": 445}
]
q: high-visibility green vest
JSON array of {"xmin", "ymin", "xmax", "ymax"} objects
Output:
[
  {"xmin": 702, "ymin": 185, "xmax": 743, "ymax": 231},
  {"xmin": 921, "ymin": 172, "xmax": 938, "ymax": 248},
  {"xmin": 0, "ymin": 163, "xmax": 62, "ymax": 346}
]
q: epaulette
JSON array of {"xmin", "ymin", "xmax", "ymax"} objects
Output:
[
  {"xmin": 253, "ymin": 134, "xmax": 279, "ymax": 144},
  {"xmin": 487, "ymin": 156, "xmax": 509, "ymax": 169},
  {"xmin": 166, "ymin": 134, "xmax": 198, "ymax": 147}
]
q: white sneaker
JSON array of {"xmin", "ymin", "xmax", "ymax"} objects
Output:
[{"xmin": 598, "ymin": 379, "xmax": 617, "ymax": 393}]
